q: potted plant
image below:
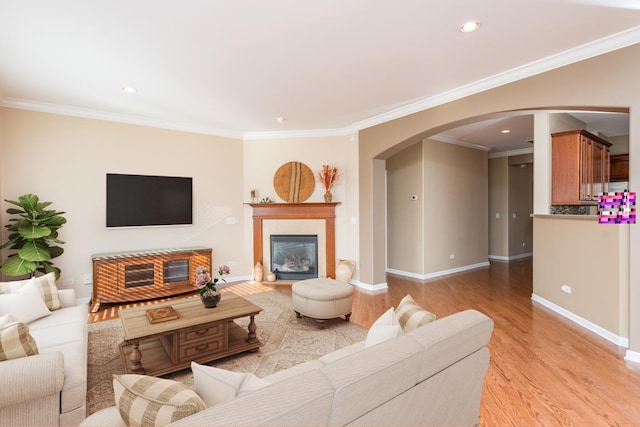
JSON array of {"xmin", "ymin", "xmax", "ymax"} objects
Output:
[{"xmin": 0, "ymin": 193, "xmax": 66, "ymax": 279}]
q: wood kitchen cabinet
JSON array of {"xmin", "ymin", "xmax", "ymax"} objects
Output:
[
  {"xmin": 91, "ymin": 246, "xmax": 212, "ymax": 312},
  {"xmin": 552, "ymin": 129, "xmax": 612, "ymax": 205},
  {"xmin": 610, "ymin": 153, "xmax": 629, "ymax": 182}
]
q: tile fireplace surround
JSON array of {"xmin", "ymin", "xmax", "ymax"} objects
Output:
[{"xmin": 249, "ymin": 203, "xmax": 339, "ymax": 279}]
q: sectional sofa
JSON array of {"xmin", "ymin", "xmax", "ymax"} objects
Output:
[
  {"xmin": 82, "ymin": 307, "xmax": 494, "ymax": 426},
  {"xmin": 0, "ymin": 274, "xmax": 88, "ymax": 426}
]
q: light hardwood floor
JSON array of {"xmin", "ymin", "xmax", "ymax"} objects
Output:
[{"xmin": 90, "ymin": 258, "xmax": 640, "ymax": 426}]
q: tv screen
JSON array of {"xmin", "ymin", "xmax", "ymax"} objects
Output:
[{"xmin": 106, "ymin": 173, "xmax": 193, "ymax": 227}]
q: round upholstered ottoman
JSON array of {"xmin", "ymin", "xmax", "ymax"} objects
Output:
[{"xmin": 292, "ymin": 278, "xmax": 353, "ymax": 328}]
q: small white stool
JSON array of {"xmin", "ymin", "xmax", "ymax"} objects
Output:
[{"xmin": 292, "ymin": 278, "xmax": 353, "ymax": 328}]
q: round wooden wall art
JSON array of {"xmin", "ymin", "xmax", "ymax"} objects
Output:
[{"xmin": 273, "ymin": 161, "xmax": 315, "ymax": 202}]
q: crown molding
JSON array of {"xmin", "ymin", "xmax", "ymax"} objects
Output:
[
  {"xmin": 2, "ymin": 25, "xmax": 639, "ymax": 140},
  {"xmin": 427, "ymin": 134, "xmax": 491, "ymax": 152},
  {"xmin": 242, "ymin": 127, "xmax": 354, "ymax": 140},
  {"xmin": 0, "ymin": 98, "xmax": 244, "ymax": 139},
  {"xmin": 489, "ymin": 147, "xmax": 535, "ymax": 159},
  {"xmin": 349, "ymin": 25, "xmax": 640, "ymax": 133}
]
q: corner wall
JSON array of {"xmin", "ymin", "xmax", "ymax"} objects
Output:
[{"xmin": 358, "ymin": 43, "xmax": 640, "ymax": 355}]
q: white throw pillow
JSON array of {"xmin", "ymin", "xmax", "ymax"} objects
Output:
[
  {"xmin": 0, "ymin": 278, "xmax": 29, "ymax": 294},
  {"xmin": 0, "ymin": 278, "xmax": 50, "ymax": 323},
  {"xmin": 365, "ymin": 307, "xmax": 404, "ymax": 348},
  {"xmin": 0, "ymin": 314, "xmax": 14, "ymax": 327},
  {"xmin": 191, "ymin": 362, "xmax": 270, "ymax": 407}
]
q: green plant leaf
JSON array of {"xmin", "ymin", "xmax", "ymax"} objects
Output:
[
  {"xmin": 0, "ymin": 255, "xmax": 37, "ymax": 277},
  {"xmin": 0, "ymin": 234, "xmax": 19, "ymax": 250},
  {"xmin": 48, "ymin": 246, "xmax": 64, "ymax": 259},
  {"xmin": 0, "ymin": 193, "xmax": 66, "ymax": 278},
  {"xmin": 19, "ymin": 240, "xmax": 51, "ymax": 261},
  {"xmin": 38, "ymin": 261, "xmax": 61, "ymax": 280},
  {"xmin": 35, "ymin": 202, "xmax": 53, "ymax": 210},
  {"xmin": 18, "ymin": 224, "xmax": 52, "ymax": 239},
  {"xmin": 17, "ymin": 194, "xmax": 39, "ymax": 211},
  {"xmin": 43, "ymin": 216, "xmax": 66, "ymax": 226}
]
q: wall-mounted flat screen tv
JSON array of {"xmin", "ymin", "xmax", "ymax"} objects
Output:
[{"xmin": 106, "ymin": 173, "xmax": 193, "ymax": 228}]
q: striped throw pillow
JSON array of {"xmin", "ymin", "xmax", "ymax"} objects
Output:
[
  {"xmin": 35, "ymin": 273, "xmax": 62, "ymax": 311},
  {"xmin": 113, "ymin": 374, "xmax": 206, "ymax": 427},
  {"xmin": 395, "ymin": 294, "xmax": 436, "ymax": 333},
  {"xmin": 0, "ymin": 321, "xmax": 39, "ymax": 361}
]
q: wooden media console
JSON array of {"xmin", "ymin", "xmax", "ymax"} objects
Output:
[{"xmin": 91, "ymin": 246, "xmax": 212, "ymax": 312}]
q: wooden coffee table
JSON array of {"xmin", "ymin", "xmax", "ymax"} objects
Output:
[{"xmin": 118, "ymin": 292, "xmax": 262, "ymax": 376}]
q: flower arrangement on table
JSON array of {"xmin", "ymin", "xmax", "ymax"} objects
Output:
[
  {"xmin": 317, "ymin": 165, "xmax": 340, "ymax": 202},
  {"xmin": 195, "ymin": 265, "xmax": 230, "ymax": 297}
]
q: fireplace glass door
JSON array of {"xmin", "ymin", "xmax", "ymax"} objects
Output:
[{"xmin": 270, "ymin": 235, "xmax": 318, "ymax": 280}]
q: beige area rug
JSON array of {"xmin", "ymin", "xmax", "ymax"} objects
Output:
[{"xmin": 86, "ymin": 290, "xmax": 367, "ymax": 415}]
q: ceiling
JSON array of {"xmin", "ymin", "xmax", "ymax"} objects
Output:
[{"xmin": 0, "ymin": 0, "xmax": 639, "ymax": 149}]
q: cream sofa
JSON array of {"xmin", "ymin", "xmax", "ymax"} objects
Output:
[
  {"xmin": 83, "ymin": 308, "xmax": 494, "ymax": 427},
  {"xmin": 0, "ymin": 281, "xmax": 88, "ymax": 426}
]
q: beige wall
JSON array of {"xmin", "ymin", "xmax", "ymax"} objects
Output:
[
  {"xmin": 358, "ymin": 43, "xmax": 640, "ymax": 353},
  {"xmin": 423, "ymin": 140, "xmax": 488, "ymax": 272},
  {"xmin": 242, "ymin": 135, "xmax": 359, "ymax": 279},
  {"xmin": 386, "ymin": 142, "xmax": 422, "ymax": 273},
  {"xmin": 387, "ymin": 139, "xmax": 488, "ymax": 276},
  {"xmin": 0, "ymin": 108, "xmax": 244, "ymax": 300},
  {"xmin": 533, "ymin": 216, "xmax": 628, "ymax": 338},
  {"xmin": 508, "ymin": 162, "xmax": 533, "ymax": 256},
  {"xmin": 489, "ymin": 157, "xmax": 509, "ymax": 258}
]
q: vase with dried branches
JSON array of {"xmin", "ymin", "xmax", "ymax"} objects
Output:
[{"xmin": 317, "ymin": 165, "xmax": 340, "ymax": 202}]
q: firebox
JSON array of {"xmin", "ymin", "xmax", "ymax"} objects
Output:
[{"xmin": 270, "ymin": 235, "xmax": 318, "ymax": 280}]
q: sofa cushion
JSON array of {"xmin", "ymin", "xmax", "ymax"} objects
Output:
[
  {"xmin": 113, "ymin": 374, "xmax": 206, "ymax": 427},
  {"xmin": 395, "ymin": 294, "xmax": 436, "ymax": 332},
  {"xmin": 170, "ymin": 370, "xmax": 336, "ymax": 427},
  {"xmin": 0, "ymin": 314, "xmax": 14, "ymax": 327},
  {"xmin": 263, "ymin": 359, "xmax": 324, "ymax": 383},
  {"xmin": 28, "ymin": 303, "xmax": 88, "ymax": 414},
  {"xmin": 0, "ymin": 278, "xmax": 50, "ymax": 323},
  {"xmin": 0, "ymin": 321, "xmax": 39, "ymax": 361},
  {"xmin": 191, "ymin": 362, "xmax": 270, "ymax": 407},
  {"xmin": 365, "ymin": 307, "xmax": 404, "ymax": 347},
  {"xmin": 320, "ymin": 334, "xmax": 423, "ymax": 426},
  {"xmin": 318, "ymin": 341, "xmax": 365, "ymax": 365}
]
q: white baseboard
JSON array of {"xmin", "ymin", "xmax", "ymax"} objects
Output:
[
  {"xmin": 489, "ymin": 252, "xmax": 533, "ymax": 261},
  {"xmin": 624, "ymin": 349, "xmax": 640, "ymax": 364},
  {"xmin": 351, "ymin": 280, "xmax": 388, "ymax": 292},
  {"xmin": 531, "ymin": 293, "xmax": 629, "ymax": 347},
  {"xmin": 386, "ymin": 261, "xmax": 490, "ymax": 281}
]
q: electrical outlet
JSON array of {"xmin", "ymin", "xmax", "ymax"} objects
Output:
[
  {"xmin": 561, "ymin": 284, "xmax": 572, "ymax": 294},
  {"xmin": 227, "ymin": 261, "xmax": 236, "ymax": 267},
  {"xmin": 83, "ymin": 273, "xmax": 92, "ymax": 285},
  {"xmin": 449, "ymin": 254, "xmax": 455, "ymax": 260}
]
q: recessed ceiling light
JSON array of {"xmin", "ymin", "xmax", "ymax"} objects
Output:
[
  {"xmin": 501, "ymin": 129, "xmax": 511, "ymax": 134},
  {"xmin": 276, "ymin": 116, "xmax": 287, "ymax": 123},
  {"xmin": 460, "ymin": 21, "xmax": 481, "ymax": 33},
  {"xmin": 121, "ymin": 86, "xmax": 137, "ymax": 94}
]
